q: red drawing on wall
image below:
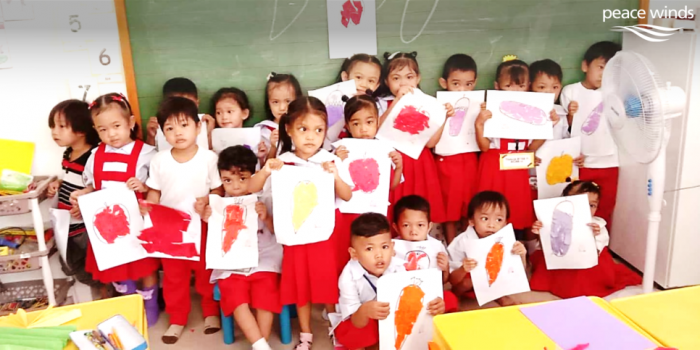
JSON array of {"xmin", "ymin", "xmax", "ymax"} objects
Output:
[
  {"xmin": 403, "ymin": 251, "xmax": 428, "ymax": 271},
  {"xmin": 93, "ymin": 204, "xmax": 130, "ymax": 244},
  {"xmin": 340, "ymin": 0, "xmax": 363, "ymax": 27},
  {"xmin": 393, "ymin": 105, "xmax": 430, "ymax": 135},
  {"xmin": 222, "ymin": 204, "xmax": 247, "ymax": 256},
  {"xmin": 349, "ymin": 157, "xmax": 380, "ymax": 193},
  {"xmin": 139, "ymin": 203, "xmax": 198, "ymax": 258}
]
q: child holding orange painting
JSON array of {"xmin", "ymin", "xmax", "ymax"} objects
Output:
[{"xmin": 447, "ymin": 191, "xmax": 527, "ymax": 306}]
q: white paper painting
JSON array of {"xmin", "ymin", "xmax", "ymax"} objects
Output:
[
  {"xmin": 483, "ymin": 90, "xmax": 554, "ymax": 140},
  {"xmin": 271, "ymin": 166, "xmax": 336, "ymax": 246},
  {"xmin": 206, "ymin": 194, "xmax": 259, "ymax": 270},
  {"xmin": 376, "ymin": 89, "xmax": 447, "ymax": 160},
  {"xmin": 569, "ymin": 90, "xmax": 617, "ymax": 157},
  {"xmin": 434, "ymin": 91, "xmax": 485, "ymax": 156},
  {"xmin": 533, "ymin": 194, "xmax": 597, "ymax": 270},
  {"xmin": 76, "ymin": 188, "xmax": 147, "ymax": 271},
  {"xmin": 334, "ymin": 138, "xmax": 391, "ymax": 215},
  {"xmin": 140, "ymin": 198, "xmax": 202, "ymax": 261},
  {"xmin": 49, "ymin": 208, "xmax": 71, "ymax": 264},
  {"xmin": 309, "ymin": 80, "xmax": 357, "ymax": 142},
  {"xmin": 156, "ymin": 119, "xmax": 209, "ymax": 153},
  {"xmin": 392, "ymin": 239, "xmax": 446, "ymax": 271},
  {"xmin": 211, "ymin": 127, "xmax": 262, "ymax": 155},
  {"xmin": 463, "ymin": 224, "xmax": 530, "ymax": 306},
  {"xmin": 535, "ymin": 137, "xmax": 581, "ymax": 199},
  {"xmin": 326, "ymin": 0, "xmax": 377, "ymax": 59},
  {"xmin": 377, "ymin": 269, "xmax": 442, "ymax": 350}
]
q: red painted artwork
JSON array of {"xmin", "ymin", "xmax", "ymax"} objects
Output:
[
  {"xmin": 393, "ymin": 105, "xmax": 430, "ymax": 135},
  {"xmin": 93, "ymin": 204, "xmax": 130, "ymax": 244},
  {"xmin": 340, "ymin": 0, "xmax": 363, "ymax": 27},
  {"xmin": 349, "ymin": 158, "xmax": 380, "ymax": 193},
  {"xmin": 403, "ymin": 251, "xmax": 428, "ymax": 271},
  {"xmin": 222, "ymin": 204, "xmax": 247, "ymax": 255},
  {"xmin": 139, "ymin": 203, "xmax": 198, "ymax": 258}
]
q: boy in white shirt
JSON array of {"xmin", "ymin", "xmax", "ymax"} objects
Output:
[
  {"xmin": 205, "ymin": 145, "xmax": 283, "ymax": 350},
  {"xmin": 334, "ymin": 213, "xmax": 445, "ymax": 350},
  {"xmin": 561, "ymin": 41, "xmax": 622, "ymax": 230}
]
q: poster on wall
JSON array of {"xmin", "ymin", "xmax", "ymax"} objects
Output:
[{"xmin": 326, "ymin": 0, "xmax": 377, "ymax": 59}]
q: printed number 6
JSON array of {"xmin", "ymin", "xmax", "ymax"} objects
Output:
[
  {"xmin": 99, "ymin": 49, "xmax": 111, "ymax": 66},
  {"xmin": 69, "ymin": 15, "xmax": 81, "ymax": 33}
]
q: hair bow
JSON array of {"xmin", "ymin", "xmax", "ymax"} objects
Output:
[
  {"xmin": 88, "ymin": 100, "xmax": 97, "ymax": 109},
  {"xmin": 502, "ymin": 54, "xmax": 518, "ymax": 62},
  {"xmin": 267, "ymin": 72, "xmax": 277, "ymax": 81}
]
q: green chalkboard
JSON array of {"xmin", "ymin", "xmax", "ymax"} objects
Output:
[{"xmin": 124, "ymin": 0, "xmax": 636, "ymax": 127}]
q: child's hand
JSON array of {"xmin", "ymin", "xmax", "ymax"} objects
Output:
[
  {"xmin": 322, "ymin": 161, "xmax": 339, "ymax": 177},
  {"xmin": 531, "ymin": 221, "xmax": 543, "ymax": 235},
  {"xmin": 445, "ymin": 103, "xmax": 455, "ymax": 118},
  {"xmin": 255, "ymin": 201, "xmax": 268, "ymax": 221},
  {"xmin": 462, "ymin": 258, "xmax": 477, "ymax": 272},
  {"xmin": 201, "ymin": 114, "xmax": 216, "ymax": 134},
  {"xmin": 194, "ymin": 197, "xmax": 208, "ymax": 217},
  {"xmin": 138, "ymin": 200, "xmax": 153, "ymax": 217},
  {"xmin": 395, "ymin": 86, "xmax": 414, "ymax": 100},
  {"xmin": 475, "ymin": 109, "xmax": 492, "ymax": 127},
  {"xmin": 263, "ymin": 158, "xmax": 284, "ymax": 174},
  {"xmin": 147, "ymin": 117, "xmax": 159, "ymax": 141},
  {"xmin": 427, "ymin": 297, "xmax": 445, "ymax": 316},
  {"xmin": 574, "ymin": 154, "xmax": 585, "ymax": 168},
  {"xmin": 535, "ymin": 156, "xmax": 542, "ymax": 166},
  {"xmin": 126, "ymin": 177, "xmax": 147, "ymax": 192},
  {"xmin": 512, "ymin": 241, "xmax": 527, "ymax": 257},
  {"xmin": 389, "ymin": 151, "xmax": 403, "ymax": 170},
  {"xmin": 335, "ymin": 145, "xmax": 349, "ymax": 161},
  {"xmin": 270, "ymin": 129, "xmax": 279, "ymax": 149},
  {"xmin": 46, "ymin": 180, "xmax": 60, "ymax": 198},
  {"xmin": 69, "ymin": 205, "xmax": 82, "ymax": 219},
  {"xmin": 480, "ymin": 102, "xmax": 487, "ymax": 110},
  {"xmin": 550, "ymin": 109, "xmax": 560, "ymax": 126},
  {"xmin": 437, "ymin": 252, "xmax": 449, "ymax": 272},
  {"xmin": 588, "ymin": 222, "xmax": 601, "ymax": 236},
  {"xmin": 365, "ymin": 301, "xmax": 391, "ymax": 320},
  {"xmin": 69, "ymin": 188, "xmax": 90, "ymax": 206},
  {"xmin": 257, "ymin": 141, "xmax": 268, "ymax": 159},
  {"xmin": 568, "ymin": 101, "xmax": 579, "ymax": 115},
  {"xmin": 202, "ymin": 205, "xmax": 212, "ymax": 223}
]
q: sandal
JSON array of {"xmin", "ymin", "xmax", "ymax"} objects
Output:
[
  {"xmin": 203, "ymin": 315, "xmax": 221, "ymax": 335},
  {"xmin": 161, "ymin": 324, "xmax": 184, "ymax": 344},
  {"xmin": 294, "ymin": 332, "xmax": 313, "ymax": 349}
]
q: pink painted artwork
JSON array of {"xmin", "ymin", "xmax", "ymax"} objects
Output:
[
  {"xmin": 349, "ymin": 158, "xmax": 380, "ymax": 193},
  {"xmin": 222, "ymin": 204, "xmax": 247, "ymax": 256},
  {"xmin": 340, "ymin": 0, "xmax": 363, "ymax": 27},
  {"xmin": 393, "ymin": 105, "xmax": 430, "ymax": 135},
  {"xmin": 403, "ymin": 251, "xmax": 428, "ymax": 271},
  {"xmin": 581, "ymin": 102, "xmax": 604, "ymax": 135},
  {"xmin": 449, "ymin": 97, "xmax": 471, "ymax": 136},
  {"xmin": 93, "ymin": 204, "xmax": 130, "ymax": 244},
  {"xmin": 499, "ymin": 101, "xmax": 547, "ymax": 125}
]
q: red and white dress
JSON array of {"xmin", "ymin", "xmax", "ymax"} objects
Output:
[
  {"xmin": 82, "ymin": 140, "xmax": 160, "ymax": 283},
  {"xmin": 255, "ymin": 120, "xmax": 278, "ymax": 151},
  {"xmin": 476, "ymin": 138, "xmax": 534, "ymax": 230}
]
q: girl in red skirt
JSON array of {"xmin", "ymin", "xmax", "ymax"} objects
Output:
[
  {"xmin": 70, "ymin": 93, "xmax": 161, "ymax": 325},
  {"xmin": 376, "ymin": 51, "xmax": 450, "ymax": 226},
  {"xmin": 530, "ymin": 181, "xmax": 641, "ymax": 298},
  {"xmin": 249, "ymin": 96, "xmax": 353, "ymax": 350}
]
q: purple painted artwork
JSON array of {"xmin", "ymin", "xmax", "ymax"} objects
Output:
[
  {"xmin": 551, "ymin": 201, "xmax": 574, "ymax": 257},
  {"xmin": 326, "ymin": 90, "xmax": 345, "ymax": 127},
  {"xmin": 581, "ymin": 102, "xmax": 604, "ymax": 135},
  {"xmin": 499, "ymin": 101, "xmax": 547, "ymax": 125},
  {"xmin": 448, "ymin": 97, "xmax": 471, "ymax": 136}
]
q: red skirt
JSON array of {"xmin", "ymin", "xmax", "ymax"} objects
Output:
[
  {"xmin": 389, "ymin": 148, "xmax": 446, "ymax": 224},
  {"xmin": 85, "ymin": 244, "xmax": 160, "ymax": 284},
  {"xmin": 334, "ymin": 212, "xmax": 358, "ymax": 276},
  {"xmin": 529, "ymin": 248, "xmax": 641, "ymax": 299},
  {"xmin": 435, "ymin": 153, "xmax": 479, "ymax": 222},
  {"xmin": 477, "ymin": 149, "xmax": 534, "ymax": 230},
  {"xmin": 280, "ymin": 210, "xmax": 342, "ymax": 306}
]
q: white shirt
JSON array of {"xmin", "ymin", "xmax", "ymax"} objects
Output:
[
  {"xmin": 376, "ymin": 96, "xmax": 394, "ymax": 117},
  {"xmin": 553, "ymin": 104, "xmax": 570, "ymax": 140},
  {"xmin": 338, "ymin": 257, "xmax": 406, "ymax": 320},
  {"xmin": 561, "ymin": 82, "xmax": 619, "ymax": 168},
  {"xmin": 255, "ymin": 120, "xmax": 278, "ymax": 150},
  {"xmin": 446, "ymin": 226, "xmax": 480, "ymax": 273},
  {"xmin": 83, "ymin": 141, "xmax": 156, "ymax": 190},
  {"xmin": 276, "ymin": 150, "xmax": 354, "ymax": 207},
  {"xmin": 145, "ymin": 146, "xmax": 222, "ymax": 207},
  {"xmin": 392, "ymin": 236, "xmax": 447, "ymax": 271}
]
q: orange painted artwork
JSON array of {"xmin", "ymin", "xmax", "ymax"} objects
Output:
[
  {"xmin": 222, "ymin": 204, "xmax": 247, "ymax": 256},
  {"xmin": 394, "ymin": 278, "xmax": 425, "ymax": 350},
  {"xmin": 485, "ymin": 241, "xmax": 505, "ymax": 286}
]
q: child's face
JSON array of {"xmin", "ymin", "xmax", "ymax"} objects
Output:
[
  {"xmin": 386, "ymin": 65, "xmax": 420, "ymax": 97},
  {"xmin": 50, "ymin": 113, "xmax": 82, "ymax": 148},
  {"xmin": 349, "ymin": 232, "xmax": 394, "ymax": 277},
  {"xmin": 393, "ymin": 209, "xmax": 432, "ymax": 242},
  {"xmin": 495, "ymin": 75, "xmax": 530, "ymax": 92},
  {"xmin": 93, "ymin": 107, "xmax": 136, "ymax": 149},
  {"xmin": 215, "ymin": 98, "xmax": 249, "ymax": 128},
  {"xmin": 162, "ymin": 114, "xmax": 201, "ymax": 150},
  {"xmin": 587, "ymin": 192, "xmax": 599, "ymax": 216},
  {"xmin": 440, "ymin": 70, "xmax": 477, "ymax": 92},
  {"xmin": 531, "ymin": 73, "xmax": 562, "ymax": 101},
  {"xmin": 346, "ymin": 107, "xmax": 378, "ymax": 139},
  {"xmin": 286, "ymin": 113, "xmax": 326, "ymax": 159},
  {"xmin": 268, "ymin": 83, "xmax": 296, "ymax": 122},
  {"xmin": 469, "ymin": 204, "xmax": 508, "ymax": 238},
  {"xmin": 583, "ymin": 57, "xmax": 607, "ymax": 89},
  {"xmin": 220, "ymin": 167, "xmax": 253, "ymax": 197},
  {"xmin": 342, "ymin": 61, "xmax": 381, "ymax": 96}
]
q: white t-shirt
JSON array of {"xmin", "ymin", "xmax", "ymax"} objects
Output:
[
  {"xmin": 145, "ymin": 146, "xmax": 222, "ymax": 207},
  {"xmin": 337, "ymin": 257, "xmax": 406, "ymax": 320},
  {"xmin": 83, "ymin": 141, "xmax": 156, "ymax": 190},
  {"xmin": 561, "ymin": 82, "xmax": 619, "ymax": 168},
  {"xmin": 276, "ymin": 150, "xmax": 354, "ymax": 207},
  {"xmin": 446, "ymin": 226, "xmax": 480, "ymax": 273},
  {"xmin": 553, "ymin": 104, "xmax": 570, "ymax": 140},
  {"xmin": 392, "ymin": 236, "xmax": 447, "ymax": 271}
]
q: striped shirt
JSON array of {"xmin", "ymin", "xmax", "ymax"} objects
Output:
[{"xmin": 58, "ymin": 147, "xmax": 95, "ymax": 236}]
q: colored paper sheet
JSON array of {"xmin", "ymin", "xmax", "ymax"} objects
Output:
[
  {"xmin": 0, "ymin": 139, "xmax": 34, "ymax": 174},
  {"xmin": 520, "ymin": 297, "xmax": 656, "ymax": 350}
]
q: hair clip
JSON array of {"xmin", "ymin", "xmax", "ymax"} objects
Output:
[
  {"xmin": 387, "ymin": 51, "xmax": 401, "ymax": 60},
  {"xmin": 111, "ymin": 95, "xmax": 124, "ymax": 102},
  {"xmin": 88, "ymin": 101, "xmax": 97, "ymax": 109},
  {"xmin": 502, "ymin": 54, "xmax": 518, "ymax": 62},
  {"xmin": 267, "ymin": 72, "xmax": 277, "ymax": 81},
  {"xmin": 409, "ymin": 51, "xmax": 418, "ymax": 58},
  {"xmin": 591, "ymin": 181, "xmax": 599, "ymax": 188}
]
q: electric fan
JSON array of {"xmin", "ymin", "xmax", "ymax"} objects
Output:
[{"xmin": 601, "ymin": 51, "xmax": 686, "ymax": 294}]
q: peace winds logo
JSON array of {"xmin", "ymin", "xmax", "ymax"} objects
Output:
[{"xmin": 612, "ymin": 24, "xmax": 683, "ymax": 42}]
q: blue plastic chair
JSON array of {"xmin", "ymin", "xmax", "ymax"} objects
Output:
[{"xmin": 213, "ymin": 283, "xmax": 296, "ymax": 345}]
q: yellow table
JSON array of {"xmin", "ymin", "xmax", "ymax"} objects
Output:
[
  {"xmin": 0, "ymin": 295, "xmax": 149, "ymax": 350},
  {"xmin": 432, "ymin": 297, "xmax": 660, "ymax": 350},
  {"xmin": 612, "ymin": 286, "xmax": 700, "ymax": 349}
]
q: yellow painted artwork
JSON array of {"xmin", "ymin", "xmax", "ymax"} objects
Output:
[
  {"xmin": 292, "ymin": 181, "xmax": 318, "ymax": 232},
  {"xmin": 546, "ymin": 154, "xmax": 574, "ymax": 185}
]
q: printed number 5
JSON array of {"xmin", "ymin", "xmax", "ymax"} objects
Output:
[
  {"xmin": 69, "ymin": 15, "xmax": 81, "ymax": 33},
  {"xmin": 99, "ymin": 49, "xmax": 111, "ymax": 66}
]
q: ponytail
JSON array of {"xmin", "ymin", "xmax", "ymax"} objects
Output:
[{"xmin": 277, "ymin": 113, "xmax": 293, "ymax": 155}]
